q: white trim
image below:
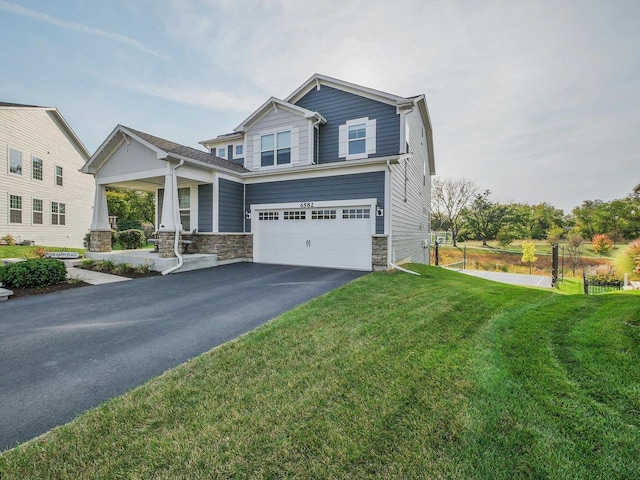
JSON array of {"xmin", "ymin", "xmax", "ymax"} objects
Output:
[
  {"xmin": 339, "ymin": 117, "xmax": 376, "ymax": 161},
  {"xmin": 96, "ymin": 166, "xmax": 171, "ymax": 186},
  {"xmin": 234, "ymin": 97, "xmax": 325, "ymax": 132},
  {"xmin": 212, "ymin": 177, "xmax": 219, "ymax": 233}
]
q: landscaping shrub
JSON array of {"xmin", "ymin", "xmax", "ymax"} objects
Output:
[
  {"xmin": 0, "ymin": 258, "xmax": 67, "ymax": 288},
  {"xmin": 117, "ymin": 219, "xmax": 143, "ymax": 232},
  {"xmin": 2, "ymin": 233, "xmax": 16, "ymax": 246},
  {"xmin": 591, "ymin": 233, "xmax": 613, "ymax": 256},
  {"xmin": 118, "ymin": 229, "xmax": 146, "ymax": 249},
  {"xmin": 83, "ymin": 232, "xmax": 91, "ymax": 249},
  {"xmin": 111, "ymin": 230, "xmax": 119, "ymax": 247},
  {"xmin": 584, "ymin": 264, "xmax": 622, "ymax": 283},
  {"xmin": 617, "ymin": 238, "xmax": 640, "ymax": 279}
]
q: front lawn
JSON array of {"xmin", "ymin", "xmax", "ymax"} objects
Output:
[
  {"xmin": 0, "ymin": 245, "xmax": 84, "ymax": 259},
  {"xmin": 1, "ymin": 266, "xmax": 638, "ymax": 478}
]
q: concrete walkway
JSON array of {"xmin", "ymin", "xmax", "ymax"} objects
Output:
[
  {"xmin": 66, "ymin": 266, "xmax": 131, "ymax": 285},
  {"xmin": 459, "ymin": 269, "xmax": 553, "ymax": 288}
]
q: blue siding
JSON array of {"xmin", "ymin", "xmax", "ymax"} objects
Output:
[
  {"xmin": 245, "ymin": 171, "xmax": 385, "ymax": 233},
  {"xmin": 219, "ymin": 178, "xmax": 244, "ymax": 232},
  {"xmin": 295, "ymin": 86, "xmax": 400, "ymax": 163},
  {"xmin": 198, "ymin": 184, "xmax": 213, "ymax": 232}
]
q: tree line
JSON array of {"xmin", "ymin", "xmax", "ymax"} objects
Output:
[{"xmin": 431, "ymin": 178, "xmax": 640, "ymax": 247}]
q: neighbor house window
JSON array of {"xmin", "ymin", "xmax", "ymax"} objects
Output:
[
  {"xmin": 217, "ymin": 147, "xmax": 226, "ymax": 158},
  {"xmin": 261, "ymin": 131, "xmax": 291, "ymax": 167},
  {"xmin": 51, "ymin": 202, "xmax": 66, "ymax": 225},
  {"xmin": 338, "ymin": 117, "xmax": 376, "ymax": 160},
  {"xmin": 55, "ymin": 166, "xmax": 63, "ymax": 186},
  {"xmin": 235, "ymin": 144, "xmax": 243, "ymax": 157},
  {"xmin": 33, "ymin": 198, "xmax": 43, "ymax": 224},
  {"xmin": 178, "ymin": 187, "xmax": 190, "ymax": 231},
  {"xmin": 9, "ymin": 148, "xmax": 22, "ymax": 175},
  {"xmin": 32, "ymin": 157, "xmax": 43, "ymax": 180},
  {"xmin": 9, "ymin": 195, "xmax": 22, "ymax": 223}
]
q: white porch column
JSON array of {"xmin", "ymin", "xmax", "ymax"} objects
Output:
[
  {"xmin": 90, "ymin": 182, "xmax": 111, "ymax": 231},
  {"xmin": 158, "ymin": 173, "xmax": 180, "ymax": 231}
]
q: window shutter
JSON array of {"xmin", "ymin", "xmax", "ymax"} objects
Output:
[
  {"xmin": 338, "ymin": 124, "xmax": 348, "ymax": 158},
  {"xmin": 291, "ymin": 127, "xmax": 299, "ymax": 165},
  {"xmin": 365, "ymin": 118, "xmax": 377, "ymax": 154},
  {"xmin": 253, "ymin": 135, "xmax": 261, "ymax": 170}
]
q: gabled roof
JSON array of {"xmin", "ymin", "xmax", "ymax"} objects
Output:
[
  {"xmin": 285, "ymin": 74, "xmax": 435, "ymax": 174},
  {"xmin": 82, "ymin": 125, "xmax": 248, "ymax": 175},
  {"xmin": 634, "ymin": 182, "xmax": 640, "ymax": 194},
  {"xmin": 0, "ymin": 101, "xmax": 90, "ymax": 158},
  {"xmin": 233, "ymin": 97, "xmax": 326, "ymax": 133},
  {"xmin": 199, "ymin": 131, "xmax": 244, "ymax": 147}
]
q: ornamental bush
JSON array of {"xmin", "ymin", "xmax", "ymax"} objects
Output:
[
  {"xmin": 0, "ymin": 258, "xmax": 67, "ymax": 289},
  {"xmin": 118, "ymin": 229, "xmax": 146, "ymax": 249},
  {"xmin": 617, "ymin": 238, "xmax": 640, "ymax": 279},
  {"xmin": 591, "ymin": 233, "xmax": 613, "ymax": 256}
]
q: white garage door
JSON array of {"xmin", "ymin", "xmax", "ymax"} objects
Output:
[{"xmin": 253, "ymin": 204, "xmax": 373, "ymax": 271}]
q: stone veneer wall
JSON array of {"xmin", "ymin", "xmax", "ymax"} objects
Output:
[
  {"xmin": 158, "ymin": 231, "xmax": 177, "ymax": 258},
  {"xmin": 372, "ymin": 235, "xmax": 388, "ymax": 270},
  {"xmin": 89, "ymin": 230, "xmax": 112, "ymax": 253},
  {"xmin": 184, "ymin": 233, "xmax": 253, "ymax": 261}
]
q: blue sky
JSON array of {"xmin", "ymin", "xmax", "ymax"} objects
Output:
[{"xmin": 1, "ymin": 0, "xmax": 638, "ymax": 213}]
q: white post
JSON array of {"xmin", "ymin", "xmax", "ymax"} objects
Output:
[
  {"xmin": 158, "ymin": 172, "xmax": 182, "ymax": 232},
  {"xmin": 90, "ymin": 182, "xmax": 111, "ymax": 231}
]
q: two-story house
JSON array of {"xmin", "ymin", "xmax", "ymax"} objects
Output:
[
  {"xmin": 82, "ymin": 74, "xmax": 435, "ymax": 271},
  {"xmin": 1, "ymin": 102, "xmax": 93, "ymax": 248}
]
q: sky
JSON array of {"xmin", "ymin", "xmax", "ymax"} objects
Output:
[{"xmin": 1, "ymin": 0, "xmax": 638, "ymax": 214}]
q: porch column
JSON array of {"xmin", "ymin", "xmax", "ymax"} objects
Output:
[
  {"xmin": 89, "ymin": 182, "xmax": 112, "ymax": 252},
  {"xmin": 158, "ymin": 173, "xmax": 180, "ymax": 232}
]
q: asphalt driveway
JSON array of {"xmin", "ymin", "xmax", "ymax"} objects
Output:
[{"xmin": 0, "ymin": 263, "xmax": 365, "ymax": 452}]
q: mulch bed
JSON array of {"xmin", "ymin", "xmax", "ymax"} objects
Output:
[
  {"xmin": 6, "ymin": 269, "xmax": 161, "ymax": 300},
  {"xmin": 8, "ymin": 281, "xmax": 91, "ymax": 299}
]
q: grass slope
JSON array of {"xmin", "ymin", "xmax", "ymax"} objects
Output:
[{"xmin": 1, "ymin": 267, "xmax": 638, "ymax": 479}]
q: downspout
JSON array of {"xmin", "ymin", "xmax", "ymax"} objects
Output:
[
  {"xmin": 386, "ymin": 159, "xmax": 393, "ymax": 269},
  {"xmin": 162, "ymin": 159, "xmax": 185, "ymax": 275},
  {"xmin": 311, "ymin": 116, "xmax": 324, "ymax": 164}
]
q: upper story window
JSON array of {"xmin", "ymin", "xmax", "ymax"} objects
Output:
[
  {"xmin": 55, "ymin": 166, "xmax": 63, "ymax": 186},
  {"xmin": 261, "ymin": 130, "xmax": 291, "ymax": 167},
  {"xmin": 235, "ymin": 144, "xmax": 243, "ymax": 157},
  {"xmin": 32, "ymin": 157, "xmax": 43, "ymax": 180},
  {"xmin": 348, "ymin": 123, "xmax": 366, "ymax": 155},
  {"xmin": 9, "ymin": 148, "xmax": 22, "ymax": 175},
  {"xmin": 339, "ymin": 117, "xmax": 376, "ymax": 161},
  {"xmin": 9, "ymin": 195, "xmax": 22, "ymax": 223},
  {"xmin": 217, "ymin": 147, "xmax": 226, "ymax": 158}
]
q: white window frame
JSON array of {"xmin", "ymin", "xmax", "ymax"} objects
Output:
[
  {"xmin": 178, "ymin": 187, "xmax": 191, "ymax": 232},
  {"xmin": 9, "ymin": 194, "xmax": 22, "ymax": 224},
  {"xmin": 8, "ymin": 148, "xmax": 22, "ymax": 176},
  {"xmin": 260, "ymin": 130, "xmax": 291, "ymax": 167},
  {"xmin": 253, "ymin": 126, "xmax": 298, "ymax": 170},
  {"xmin": 217, "ymin": 147, "xmax": 226, "ymax": 158},
  {"xmin": 32, "ymin": 198, "xmax": 43, "ymax": 225},
  {"xmin": 32, "ymin": 156, "xmax": 43, "ymax": 181},
  {"xmin": 234, "ymin": 143, "xmax": 244, "ymax": 157},
  {"xmin": 339, "ymin": 117, "xmax": 376, "ymax": 160},
  {"xmin": 55, "ymin": 165, "xmax": 63, "ymax": 187},
  {"xmin": 51, "ymin": 201, "xmax": 66, "ymax": 226}
]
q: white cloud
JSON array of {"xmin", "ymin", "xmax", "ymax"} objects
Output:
[{"xmin": 0, "ymin": 0, "xmax": 166, "ymax": 59}]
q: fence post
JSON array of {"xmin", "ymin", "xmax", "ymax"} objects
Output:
[
  {"xmin": 434, "ymin": 241, "xmax": 439, "ymax": 266},
  {"xmin": 551, "ymin": 244, "xmax": 558, "ymax": 287},
  {"xmin": 463, "ymin": 245, "xmax": 466, "ymax": 270},
  {"xmin": 583, "ymin": 267, "xmax": 588, "ymax": 295}
]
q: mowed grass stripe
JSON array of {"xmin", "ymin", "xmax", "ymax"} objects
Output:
[{"xmin": 1, "ymin": 266, "xmax": 638, "ymax": 479}]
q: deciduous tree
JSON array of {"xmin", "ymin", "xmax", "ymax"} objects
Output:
[{"xmin": 431, "ymin": 178, "xmax": 478, "ymax": 247}]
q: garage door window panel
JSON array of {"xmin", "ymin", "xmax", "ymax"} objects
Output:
[
  {"xmin": 259, "ymin": 211, "xmax": 279, "ymax": 221},
  {"xmin": 343, "ymin": 208, "xmax": 370, "ymax": 219},
  {"xmin": 284, "ymin": 210, "xmax": 305, "ymax": 220},
  {"xmin": 312, "ymin": 209, "xmax": 336, "ymax": 220}
]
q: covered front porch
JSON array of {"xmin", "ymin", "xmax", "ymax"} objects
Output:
[{"xmin": 81, "ymin": 125, "xmax": 250, "ymax": 267}]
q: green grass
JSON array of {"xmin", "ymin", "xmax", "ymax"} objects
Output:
[
  {"xmin": 0, "ymin": 245, "xmax": 84, "ymax": 259},
  {"xmin": 1, "ymin": 266, "xmax": 639, "ymax": 478}
]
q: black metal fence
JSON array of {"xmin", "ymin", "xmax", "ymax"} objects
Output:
[{"xmin": 583, "ymin": 268, "xmax": 622, "ymax": 295}]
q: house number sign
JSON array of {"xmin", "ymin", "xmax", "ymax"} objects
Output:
[{"xmin": 300, "ymin": 202, "xmax": 314, "ymax": 208}]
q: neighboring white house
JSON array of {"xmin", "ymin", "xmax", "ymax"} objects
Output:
[{"xmin": 0, "ymin": 102, "xmax": 93, "ymax": 248}]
